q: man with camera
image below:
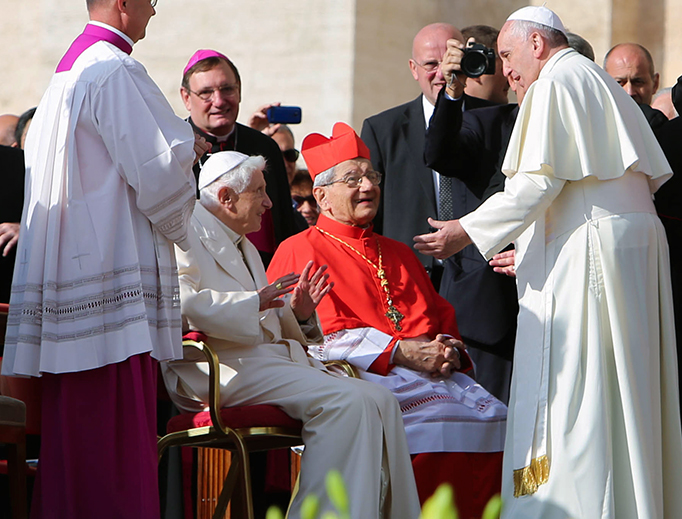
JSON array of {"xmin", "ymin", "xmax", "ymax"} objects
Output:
[{"xmin": 181, "ymin": 50, "xmax": 297, "ymax": 267}]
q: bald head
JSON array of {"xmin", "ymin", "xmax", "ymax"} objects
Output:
[
  {"xmin": 409, "ymin": 23, "xmax": 463, "ymax": 105},
  {"xmin": 0, "ymin": 115, "xmax": 19, "ymax": 146},
  {"xmin": 604, "ymin": 43, "xmax": 659, "ymax": 105}
]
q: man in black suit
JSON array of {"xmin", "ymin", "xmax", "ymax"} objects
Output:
[
  {"xmin": 362, "ymin": 23, "xmax": 516, "ymax": 401},
  {"xmin": 361, "ymin": 23, "xmax": 496, "ymax": 281},
  {"xmin": 181, "ymin": 50, "xmax": 296, "ymax": 267}
]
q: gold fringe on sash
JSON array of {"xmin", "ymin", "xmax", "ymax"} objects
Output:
[{"xmin": 513, "ymin": 455, "xmax": 550, "ymax": 497}]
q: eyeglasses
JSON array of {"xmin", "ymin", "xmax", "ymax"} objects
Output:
[
  {"xmin": 186, "ymin": 84, "xmax": 240, "ymax": 102},
  {"xmin": 412, "ymin": 59, "xmax": 442, "ymax": 74},
  {"xmin": 282, "ymin": 148, "xmax": 300, "ymax": 163},
  {"xmin": 292, "ymin": 194, "xmax": 317, "ymax": 209},
  {"xmin": 325, "ymin": 171, "xmax": 382, "ymax": 188},
  {"xmin": 150, "ymin": 0, "xmax": 157, "ymax": 6}
]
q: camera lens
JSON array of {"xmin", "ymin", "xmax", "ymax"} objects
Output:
[{"xmin": 461, "ymin": 52, "xmax": 488, "ymax": 78}]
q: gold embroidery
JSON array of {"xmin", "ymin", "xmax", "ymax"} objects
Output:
[
  {"xmin": 513, "ymin": 455, "xmax": 549, "ymax": 497},
  {"xmin": 315, "ymin": 227, "xmax": 405, "ymax": 331}
]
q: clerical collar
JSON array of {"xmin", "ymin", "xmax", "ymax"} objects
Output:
[
  {"xmin": 213, "ymin": 216, "xmax": 243, "ymax": 248},
  {"xmin": 316, "ymin": 214, "xmax": 374, "ymax": 241},
  {"xmin": 189, "ymin": 118, "xmax": 236, "ymax": 147},
  {"xmin": 88, "ymin": 21, "xmax": 134, "ymax": 48}
]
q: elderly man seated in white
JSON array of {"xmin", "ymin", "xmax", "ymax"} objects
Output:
[{"xmin": 161, "ymin": 151, "xmax": 421, "ymax": 519}]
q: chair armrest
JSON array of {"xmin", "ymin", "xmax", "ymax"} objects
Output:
[
  {"xmin": 322, "ymin": 360, "xmax": 360, "ymax": 379},
  {"xmin": 181, "ymin": 338, "xmax": 227, "ymax": 433}
]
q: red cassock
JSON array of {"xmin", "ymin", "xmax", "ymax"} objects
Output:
[{"xmin": 268, "ymin": 214, "xmax": 504, "ymax": 518}]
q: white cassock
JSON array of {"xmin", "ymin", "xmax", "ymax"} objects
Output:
[
  {"xmin": 460, "ymin": 48, "xmax": 682, "ymax": 519},
  {"xmin": 2, "ymin": 29, "xmax": 196, "ymax": 376},
  {"xmin": 161, "ymin": 203, "xmax": 421, "ymax": 519}
]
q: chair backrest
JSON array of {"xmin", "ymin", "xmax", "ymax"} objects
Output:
[{"xmin": 0, "ymin": 303, "xmax": 41, "ymax": 435}]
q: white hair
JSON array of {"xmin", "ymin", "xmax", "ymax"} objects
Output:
[
  {"xmin": 199, "ymin": 155, "xmax": 266, "ymax": 211},
  {"xmin": 313, "ymin": 165, "xmax": 337, "ymax": 187},
  {"xmin": 507, "ymin": 20, "xmax": 568, "ymax": 48}
]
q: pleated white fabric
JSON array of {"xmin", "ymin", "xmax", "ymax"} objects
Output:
[
  {"xmin": 2, "ymin": 40, "xmax": 196, "ymax": 376},
  {"xmin": 459, "ymin": 46, "xmax": 682, "ymax": 519}
]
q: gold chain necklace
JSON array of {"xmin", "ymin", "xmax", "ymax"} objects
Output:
[{"xmin": 315, "ymin": 226, "xmax": 405, "ymax": 331}]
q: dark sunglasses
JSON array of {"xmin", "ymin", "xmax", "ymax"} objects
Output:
[
  {"xmin": 292, "ymin": 194, "xmax": 317, "ymax": 209},
  {"xmin": 282, "ymin": 148, "xmax": 300, "ymax": 163}
]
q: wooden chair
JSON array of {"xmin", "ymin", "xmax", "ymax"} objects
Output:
[{"xmin": 0, "ymin": 395, "xmax": 27, "ymax": 519}]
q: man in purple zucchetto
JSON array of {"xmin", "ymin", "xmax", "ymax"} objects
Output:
[{"xmin": 0, "ymin": 1, "xmax": 209, "ymax": 517}]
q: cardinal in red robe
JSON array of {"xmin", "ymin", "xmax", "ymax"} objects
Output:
[{"xmin": 268, "ymin": 122, "xmax": 507, "ymax": 518}]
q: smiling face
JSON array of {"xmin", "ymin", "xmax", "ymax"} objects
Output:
[
  {"xmin": 497, "ymin": 22, "xmax": 545, "ymax": 94},
  {"xmin": 314, "ymin": 158, "xmax": 380, "ymax": 227},
  {"xmin": 226, "ymin": 168, "xmax": 272, "ymax": 235},
  {"xmin": 181, "ymin": 61, "xmax": 241, "ymax": 136}
]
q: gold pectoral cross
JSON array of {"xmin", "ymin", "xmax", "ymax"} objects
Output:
[{"xmin": 385, "ymin": 305, "xmax": 404, "ymax": 331}]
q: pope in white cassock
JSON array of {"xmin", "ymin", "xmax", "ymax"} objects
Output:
[
  {"xmin": 0, "ymin": 1, "xmax": 206, "ymax": 518},
  {"xmin": 414, "ymin": 6, "xmax": 682, "ymax": 519},
  {"xmin": 162, "ymin": 151, "xmax": 421, "ymax": 519}
]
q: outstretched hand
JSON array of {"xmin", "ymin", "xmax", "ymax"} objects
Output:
[
  {"xmin": 258, "ymin": 272, "xmax": 299, "ymax": 312},
  {"xmin": 413, "ymin": 218, "xmax": 472, "ymax": 260},
  {"xmin": 291, "ymin": 261, "xmax": 334, "ymax": 322},
  {"xmin": 490, "ymin": 249, "xmax": 516, "ymax": 277}
]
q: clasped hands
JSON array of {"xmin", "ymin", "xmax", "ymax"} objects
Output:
[
  {"xmin": 393, "ymin": 334, "xmax": 464, "ymax": 378},
  {"xmin": 259, "ymin": 260, "xmax": 334, "ymax": 321}
]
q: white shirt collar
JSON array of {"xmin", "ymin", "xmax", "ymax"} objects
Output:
[{"xmin": 88, "ymin": 21, "xmax": 135, "ymax": 48}]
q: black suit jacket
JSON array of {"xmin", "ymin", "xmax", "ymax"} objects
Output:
[
  {"xmin": 0, "ymin": 145, "xmax": 25, "ymax": 305},
  {"xmin": 191, "ymin": 121, "xmax": 297, "ymax": 260},
  {"xmin": 422, "ymin": 88, "xmax": 520, "ymax": 358}
]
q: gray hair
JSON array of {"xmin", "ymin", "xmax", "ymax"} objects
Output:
[
  {"xmin": 507, "ymin": 20, "xmax": 569, "ymax": 49},
  {"xmin": 199, "ymin": 156, "xmax": 266, "ymax": 211},
  {"xmin": 313, "ymin": 165, "xmax": 337, "ymax": 188}
]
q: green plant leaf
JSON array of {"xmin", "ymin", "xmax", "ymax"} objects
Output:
[
  {"xmin": 326, "ymin": 469, "xmax": 350, "ymax": 517},
  {"xmin": 420, "ymin": 484, "xmax": 458, "ymax": 519},
  {"xmin": 266, "ymin": 505, "xmax": 285, "ymax": 519},
  {"xmin": 481, "ymin": 495, "xmax": 502, "ymax": 519},
  {"xmin": 301, "ymin": 494, "xmax": 320, "ymax": 519}
]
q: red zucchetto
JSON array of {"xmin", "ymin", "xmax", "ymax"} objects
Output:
[{"xmin": 301, "ymin": 122, "xmax": 371, "ymax": 180}]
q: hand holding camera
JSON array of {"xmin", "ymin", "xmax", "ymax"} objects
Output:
[{"xmin": 442, "ymin": 37, "xmax": 497, "ymax": 99}]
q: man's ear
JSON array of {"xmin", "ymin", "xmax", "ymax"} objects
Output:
[
  {"xmin": 219, "ymin": 186, "xmax": 237, "ymax": 208},
  {"xmin": 180, "ymin": 87, "xmax": 192, "ymax": 112},
  {"xmin": 530, "ymin": 32, "xmax": 545, "ymax": 58},
  {"xmin": 409, "ymin": 59, "xmax": 419, "ymax": 81},
  {"xmin": 653, "ymin": 72, "xmax": 660, "ymax": 94},
  {"xmin": 312, "ymin": 186, "xmax": 328, "ymax": 211}
]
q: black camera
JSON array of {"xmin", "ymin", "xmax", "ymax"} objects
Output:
[{"xmin": 461, "ymin": 43, "xmax": 496, "ymax": 78}]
